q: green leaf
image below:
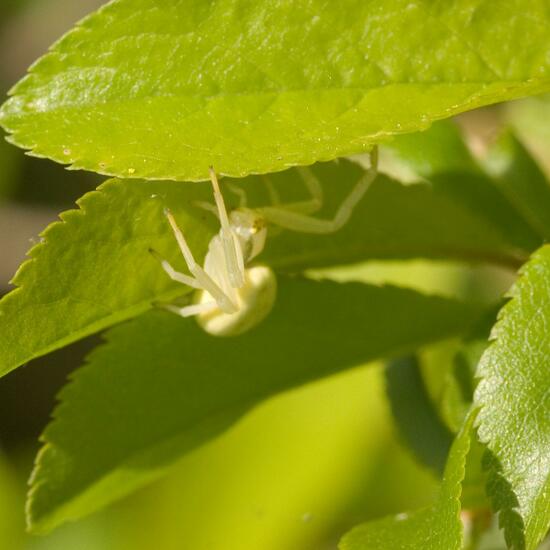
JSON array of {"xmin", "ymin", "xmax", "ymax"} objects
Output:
[
  {"xmin": 385, "ymin": 350, "xmax": 490, "ymax": 513},
  {"xmin": 0, "ymin": 178, "xmax": 218, "ymax": 379},
  {"xmin": 484, "ymin": 132, "xmax": 550, "ymax": 241},
  {"xmin": 419, "ymin": 338, "xmax": 488, "ymax": 434},
  {"xmin": 475, "ymin": 245, "xmax": 550, "ymax": 550},
  {"xmin": 0, "ymin": 157, "xmax": 535, "ymax": 379},
  {"xmin": 411, "ymin": 338, "xmax": 491, "ymax": 512},
  {"xmin": 385, "ymin": 355, "xmax": 454, "ymax": 475},
  {"xmin": 439, "ymin": 341, "xmax": 485, "ymax": 432},
  {"xmin": 461, "ymin": 434, "xmax": 491, "ymax": 514},
  {"xmin": 2, "ymin": 1, "xmax": 550, "ymax": 180},
  {"xmin": 339, "ymin": 411, "xmax": 476, "ymax": 550},
  {"xmin": 418, "ymin": 304, "xmax": 499, "ymax": 430},
  {"xmin": 28, "ymin": 277, "xmax": 482, "ymax": 533}
]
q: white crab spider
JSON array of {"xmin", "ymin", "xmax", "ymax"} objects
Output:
[{"xmin": 151, "ymin": 148, "xmax": 378, "ymax": 336}]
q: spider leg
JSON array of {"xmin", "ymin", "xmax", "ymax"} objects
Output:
[
  {"xmin": 209, "ymin": 167, "xmax": 245, "ymax": 288},
  {"xmin": 162, "ymin": 302, "xmax": 218, "ymax": 318},
  {"xmin": 263, "ymin": 175, "xmax": 281, "ymax": 206},
  {"xmin": 149, "ymin": 248, "xmax": 201, "ymax": 288},
  {"xmin": 257, "ymin": 147, "xmax": 378, "ymax": 234},
  {"xmin": 226, "ymin": 182, "xmax": 248, "ymax": 208},
  {"xmin": 193, "ymin": 200, "xmax": 219, "ymax": 218},
  {"xmin": 294, "ymin": 166, "xmax": 323, "ymax": 214},
  {"xmin": 195, "ymin": 183, "xmax": 247, "ymax": 217},
  {"xmin": 164, "ymin": 208, "xmax": 238, "ymax": 314},
  {"xmin": 262, "ymin": 169, "xmax": 322, "ymax": 215}
]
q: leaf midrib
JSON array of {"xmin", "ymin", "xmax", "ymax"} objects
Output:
[
  {"xmin": 7, "ymin": 79, "xmax": 548, "ymax": 117},
  {"xmin": 267, "ymin": 242, "xmax": 528, "ymax": 272}
]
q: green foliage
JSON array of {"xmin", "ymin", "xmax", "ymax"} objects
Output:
[
  {"xmin": 387, "ymin": 343, "xmax": 491, "ymax": 512},
  {"xmin": 0, "ymin": 178, "xmax": 216, "ymax": 379},
  {"xmin": 420, "ymin": 338, "xmax": 491, "ymax": 512},
  {"xmin": 340, "ymin": 411, "xmax": 476, "ymax": 550},
  {"xmin": 1, "ymin": 0, "xmax": 550, "ymax": 180},
  {"xmin": 0, "ymin": 154, "xmax": 535, "ymax": 379},
  {"xmin": 475, "ymin": 245, "xmax": 550, "ymax": 550},
  {"xmin": 439, "ymin": 340, "xmax": 485, "ymax": 432},
  {"xmin": 258, "ymin": 158, "xmax": 539, "ymax": 270},
  {"xmin": 0, "ymin": 1, "xmax": 549, "ymax": 547},
  {"xmin": 418, "ymin": 330, "xmax": 490, "ymax": 435},
  {"xmin": 27, "ymin": 277, "xmax": 481, "ymax": 533}
]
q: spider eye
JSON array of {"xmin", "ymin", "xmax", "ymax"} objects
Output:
[{"xmin": 253, "ymin": 218, "xmax": 265, "ymax": 232}]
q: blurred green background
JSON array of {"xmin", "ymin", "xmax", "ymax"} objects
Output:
[{"xmin": 1, "ymin": 1, "xmax": 549, "ymax": 549}]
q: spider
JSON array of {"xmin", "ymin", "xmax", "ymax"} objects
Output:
[{"xmin": 151, "ymin": 147, "xmax": 378, "ymax": 336}]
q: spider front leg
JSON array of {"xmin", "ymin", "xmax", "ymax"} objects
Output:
[
  {"xmin": 226, "ymin": 182, "xmax": 248, "ymax": 208},
  {"xmin": 194, "ymin": 181, "xmax": 248, "ymax": 217},
  {"xmin": 208, "ymin": 167, "xmax": 246, "ymax": 288},
  {"xmin": 162, "ymin": 301, "xmax": 218, "ymax": 318},
  {"xmin": 162, "ymin": 209, "xmax": 238, "ymax": 314},
  {"xmin": 262, "ymin": 166, "xmax": 323, "ymax": 215},
  {"xmin": 257, "ymin": 147, "xmax": 378, "ymax": 234},
  {"xmin": 148, "ymin": 248, "xmax": 201, "ymax": 289}
]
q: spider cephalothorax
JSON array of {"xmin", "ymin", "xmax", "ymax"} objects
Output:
[{"xmin": 228, "ymin": 208, "xmax": 268, "ymax": 264}]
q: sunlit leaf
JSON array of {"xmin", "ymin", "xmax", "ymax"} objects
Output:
[
  {"xmin": 1, "ymin": 0, "xmax": 550, "ymax": 180},
  {"xmin": 475, "ymin": 245, "xmax": 550, "ymax": 550}
]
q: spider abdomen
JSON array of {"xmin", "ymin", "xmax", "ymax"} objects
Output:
[{"xmin": 196, "ymin": 266, "xmax": 277, "ymax": 337}]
